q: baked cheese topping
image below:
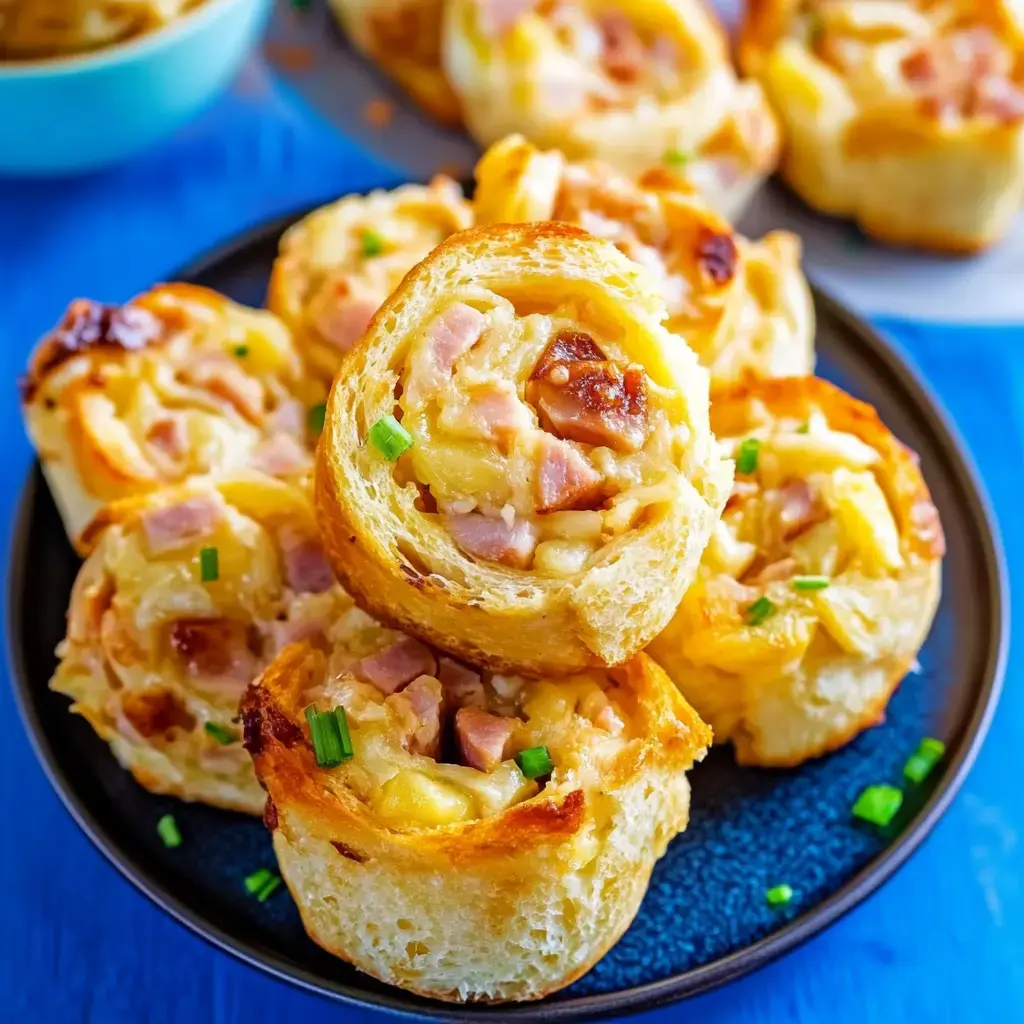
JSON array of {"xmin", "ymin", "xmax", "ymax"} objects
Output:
[
  {"xmin": 393, "ymin": 297, "xmax": 695, "ymax": 574},
  {"xmin": 300, "ymin": 621, "xmax": 635, "ymax": 829}
]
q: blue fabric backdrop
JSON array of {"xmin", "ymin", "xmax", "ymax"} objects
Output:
[{"xmin": 1, "ymin": 62, "xmax": 1021, "ymax": 1023}]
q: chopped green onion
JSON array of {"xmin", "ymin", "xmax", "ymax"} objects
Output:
[
  {"xmin": 204, "ymin": 721, "xmax": 237, "ymax": 745},
  {"xmin": 852, "ymin": 784, "xmax": 903, "ymax": 827},
  {"xmin": 244, "ymin": 868, "xmax": 274, "ymax": 894},
  {"xmin": 736, "ymin": 437, "xmax": 761, "ymax": 475},
  {"xmin": 663, "ymin": 148, "xmax": 691, "ymax": 168},
  {"xmin": 792, "ymin": 575, "xmax": 830, "ymax": 592},
  {"xmin": 903, "ymin": 737, "xmax": 946, "ymax": 784},
  {"xmin": 368, "ymin": 415, "xmax": 414, "ymax": 461},
  {"xmin": 305, "ymin": 704, "xmax": 354, "ymax": 768},
  {"xmin": 516, "ymin": 745, "xmax": 554, "ymax": 780},
  {"xmin": 256, "ymin": 875, "xmax": 282, "ymax": 902},
  {"xmin": 308, "ymin": 403, "xmax": 326, "ymax": 436},
  {"xmin": 157, "ymin": 814, "xmax": 182, "ymax": 849},
  {"xmin": 746, "ymin": 596, "xmax": 775, "ymax": 626},
  {"xmin": 199, "ymin": 546, "xmax": 219, "ymax": 582},
  {"xmin": 233, "ymin": 344, "xmax": 249, "ymax": 358},
  {"xmin": 360, "ymin": 228, "xmax": 385, "ymax": 257},
  {"xmin": 765, "ymin": 884, "xmax": 794, "ymax": 906},
  {"xmin": 796, "ymin": 422, "xmax": 810, "ymax": 434}
]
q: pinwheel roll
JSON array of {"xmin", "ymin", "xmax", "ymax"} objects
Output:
[
  {"xmin": 443, "ymin": 0, "xmax": 780, "ymax": 217},
  {"xmin": 267, "ymin": 178, "xmax": 472, "ymax": 383},
  {"xmin": 50, "ymin": 476, "xmax": 351, "ymax": 815},
  {"xmin": 0, "ymin": 0, "xmax": 198, "ymax": 59},
  {"xmin": 474, "ymin": 135, "xmax": 815, "ymax": 391},
  {"xmin": 648, "ymin": 377, "xmax": 944, "ymax": 767},
  {"xmin": 316, "ymin": 223, "xmax": 733, "ymax": 675},
  {"xmin": 328, "ymin": 0, "xmax": 461, "ymax": 125},
  {"xmin": 21, "ymin": 284, "xmax": 325, "ymax": 551},
  {"xmin": 740, "ymin": 0, "xmax": 1024, "ymax": 252},
  {"xmin": 242, "ymin": 637, "xmax": 710, "ymax": 1002}
]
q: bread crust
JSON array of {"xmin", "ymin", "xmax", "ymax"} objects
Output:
[
  {"xmin": 315, "ymin": 221, "xmax": 733, "ymax": 675},
  {"xmin": 243, "ymin": 645, "xmax": 710, "ymax": 1002},
  {"xmin": 328, "ymin": 0, "xmax": 463, "ymax": 125},
  {"xmin": 267, "ymin": 178, "xmax": 472, "ymax": 383},
  {"xmin": 648, "ymin": 376, "xmax": 944, "ymax": 766},
  {"xmin": 21, "ymin": 283, "xmax": 323, "ymax": 552},
  {"xmin": 740, "ymin": 0, "xmax": 1024, "ymax": 253},
  {"xmin": 473, "ymin": 135, "xmax": 815, "ymax": 391},
  {"xmin": 443, "ymin": 0, "xmax": 779, "ymax": 219},
  {"xmin": 51, "ymin": 476, "xmax": 353, "ymax": 814}
]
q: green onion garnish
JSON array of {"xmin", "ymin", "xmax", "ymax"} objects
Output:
[
  {"xmin": 308, "ymin": 403, "xmax": 326, "ymax": 435},
  {"xmin": 157, "ymin": 814, "xmax": 182, "ymax": 849},
  {"xmin": 903, "ymin": 737, "xmax": 945, "ymax": 784},
  {"xmin": 796, "ymin": 422, "xmax": 810, "ymax": 434},
  {"xmin": 663, "ymin": 148, "xmax": 691, "ymax": 168},
  {"xmin": 852, "ymin": 784, "xmax": 903, "ymax": 827},
  {"xmin": 244, "ymin": 868, "xmax": 282, "ymax": 901},
  {"xmin": 765, "ymin": 884, "xmax": 794, "ymax": 906},
  {"xmin": 736, "ymin": 437, "xmax": 761, "ymax": 475},
  {"xmin": 746, "ymin": 596, "xmax": 775, "ymax": 626},
  {"xmin": 361, "ymin": 228, "xmax": 384, "ymax": 257},
  {"xmin": 792, "ymin": 575, "xmax": 830, "ymax": 592},
  {"xmin": 199, "ymin": 546, "xmax": 219, "ymax": 582},
  {"xmin": 305, "ymin": 704, "xmax": 354, "ymax": 768},
  {"xmin": 368, "ymin": 415, "xmax": 414, "ymax": 461},
  {"xmin": 233, "ymin": 344, "xmax": 249, "ymax": 358},
  {"xmin": 204, "ymin": 721, "xmax": 237, "ymax": 745},
  {"xmin": 516, "ymin": 745, "xmax": 553, "ymax": 779}
]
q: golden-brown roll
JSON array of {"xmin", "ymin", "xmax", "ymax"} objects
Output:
[
  {"xmin": 0, "ymin": 0, "xmax": 200, "ymax": 59},
  {"xmin": 443, "ymin": 0, "xmax": 780, "ymax": 218},
  {"xmin": 316, "ymin": 222, "xmax": 733, "ymax": 675},
  {"xmin": 267, "ymin": 178, "xmax": 473, "ymax": 383},
  {"xmin": 648, "ymin": 377, "xmax": 944, "ymax": 767},
  {"xmin": 21, "ymin": 283, "xmax": 325, "ymax": 551},
  {"xmin": 474, "ymin": 135, "xmax": 815, "ymax": 391},
  {"xmin": 50, "ymin": 476, "xmax": 351, "ymax": 815},
  {"xmin": 328, "ymin": 0, "xmax": 461, "ymax": 125},
  {"xmin": 242, "ymin": 638, "xmax": 710, "ymax": 1002},
  {"xmin": 740, "ymin": 0, "xmax": 1024, "ymax": 252}
]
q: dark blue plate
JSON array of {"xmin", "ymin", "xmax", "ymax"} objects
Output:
[{"xmin": 8, "ymin": 211, "xmax": 1007, "ymax": 1022}]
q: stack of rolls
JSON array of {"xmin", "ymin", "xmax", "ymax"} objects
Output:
[{"xmin": 22, "ymin": 134, "xmax": 945, "ymax": 1004}]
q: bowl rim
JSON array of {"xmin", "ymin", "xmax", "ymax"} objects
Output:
[
  {"xmin": 0, "ymin": 0, "xmax": 260, "ymax": 80},
  {"xmin": 6, "ymin": 205, "xmax": 1010, "ymax": 1022}
]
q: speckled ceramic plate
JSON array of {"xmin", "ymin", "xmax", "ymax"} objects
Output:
[{"xmin": 8, "ymin": 210, "xmax": 1007, "ymax": 1022}]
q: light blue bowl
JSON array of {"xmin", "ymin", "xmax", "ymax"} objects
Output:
[{"xmin": 0, "ymin": 0, "xmax": 272, "ymax": 176}]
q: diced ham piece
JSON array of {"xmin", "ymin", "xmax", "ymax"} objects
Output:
[
  {"xmin": 745, "ymin": 557, "xmax": 798, "ymax": 586},
  {"xmin": 270, "ymin": 617, "xmax": 327, "ymax": 653},
  {"xmin": 594, "ymin": 703, "xmax": 626, "ymax": 736},
  {"xmin": 391, "ymin": 675, "xmax": 444, "ymax": 758},
  {"xmin": 409, "ymin": 302, "xmax": 487, "ymax": 403},
  {"xmin": 775, "ymin": 480, "xmax": 827, "ymax": 540},
  {"xmin": 534, "ymin": 435, "xmax": 602, "ymax": 512},
  {"xmin": 310, "ymin": 283, "xmax": 379, "ymax": 353},
  {"xmin": 354, "ymin": 636, "xmax": 437, "ymax": 695},
  {"xmin": 269, "ymin": 398, "xmax": 307, "ymax": 436},
  {"xmin": 120, "ymin": 686, "xmax": 195, "ymax": 738},
  {"xmin": 146, "ymin": 417, "xmax": 187, "ymax": 460},
  {"xmin": 141, "ymin": 497, "xmax": 220, "ymax": 554},
  {"xmin": 477, "ymin": 0, "xmax": 534, "ymax": 37},
  {"xmin": 598, "ymin": 11, "xmax": 645, "ymax": 84},
  {"xmin": 279, "ymin": 530, "xmax": 335, "ymax": 593},
  {"xmin": 462, "ymin": 384, "xmax": 532, "ymax": 442},
  {"xmin": 252, "ymin": 433, "xmax": 311, "ymax": 477},
  {"xmin": 168, "ymin": 618, "xmax": 259, "ymax": 693},
  {"xmin": 184, "ymin": 356, "xmax": 264, "ymax": 422},
  {"xmin": 445, "ymin": 512, "xmax": 538, "ymax": 568},
  {"xmin": 438, "ymin": 657, "xmax": 486, "ymax": 708},
  {"xmin": 969, "ymin": 76, "xmax": 1024, "ymax": 121},
  {"xmin": 531, "ymin": 361, "xmax": 651, "ymax": 453},
  {"xmin": 455, "ymin": 707, "xmax": 516, "ymax": 772},
  {"xmin": 532, "ymin": 330, "xmax": 606, "ymax": 380}
]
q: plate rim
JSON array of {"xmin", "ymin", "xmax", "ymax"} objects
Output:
[{"xmin": 7, "ymin": 208, "xmax": 1009, "ymax": 1023}]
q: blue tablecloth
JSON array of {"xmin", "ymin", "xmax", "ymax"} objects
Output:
[{"xmin": 2, "ymin": 63, "xmax": 1021, "ymax": 1023}]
